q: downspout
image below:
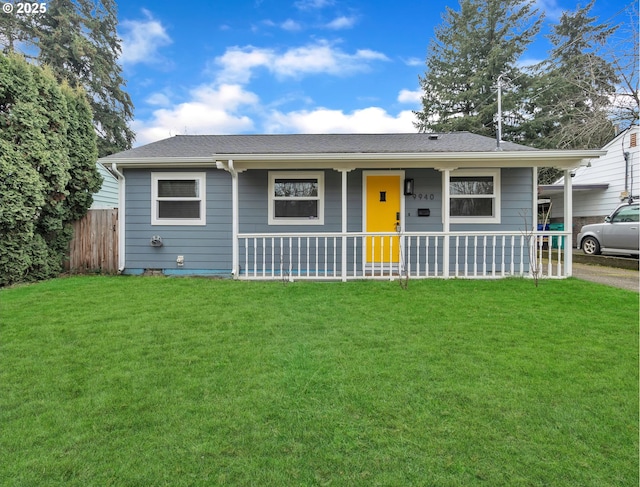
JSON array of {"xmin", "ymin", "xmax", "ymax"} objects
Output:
[
  {"xmin": 622, "ymin": 128, "xmax": 630, "ymax": 199},
  {"xmin": 216, "ymin": 159, "xmax": 239, "ymax": 277},
  {"xmin": 111, "ymin": 163, "xmax": 126, "ymax": 273},
  {"xmin": 623, "ymin": 151, "xmax": 630, "ymax": 198}
]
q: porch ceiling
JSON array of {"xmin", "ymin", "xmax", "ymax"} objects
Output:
[{"xmin": 538, "ymin": 183, "xmax": 609, "ymax": 196}]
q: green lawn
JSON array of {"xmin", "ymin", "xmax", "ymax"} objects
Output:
[{"xmin": 1, "ymin": 276, "xmax": 638, "ymax": 486}]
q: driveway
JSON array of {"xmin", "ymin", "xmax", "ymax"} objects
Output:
[{"xmin": 572, "ymin": 262, "xmax": 639, "ymax": 292}]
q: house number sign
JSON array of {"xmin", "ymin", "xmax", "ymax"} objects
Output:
[{"xmin": 413, "ymin": 193, "xmax": 435, "ymax": 200}]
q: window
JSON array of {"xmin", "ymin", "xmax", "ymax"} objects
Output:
[
  {"xmin": 611, "ymin": 204, "xmax": 639, "ymax": 223},
  {"xmin": 268, "ymin": 171, "xmax": 324, "ymax": 225},
  {"xmin": 152, "ymin": 172, "xmax": 206, "ymax": 225},
  {"xmin": 449, "ymin": 169, "xmax": 500, "ymax": 223}
]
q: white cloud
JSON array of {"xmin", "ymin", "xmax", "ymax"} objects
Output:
[
  {"xmin": 131, "ymin": 40, "xmax": 408, "ymax": 146},
  {"xmin": 146, "ymin": 92, "xmax": 171, "ymax": 106},
  {"xmin": 404, "ymin": 57, "xmax": 423, "ymax": 67},
  {"xmin": 120, "ymin": 9, "xmax": 172, "ymax": 65},
  {"xmin": 214, "ymin": 41, "xmax": 389, "ymax": 83},
  {"xmin": 134, "ymin": 92, "xmax": 418, "ymax": 145},
  {"xmin": 325, "ymin": 15, "xmax": 358, "ymax": 30},
  {"xmin": 265, "ymin": 107, "xmax": 416, "ymax": 134},
  {"xmin": 294, "ymin": 0, "xmax": 334, "ymax": 11},
  {"xmin": 214, "ymin": 46, "xmax": 273, "ymax": 84},
  {"xmin": 398, "ymin": 89, "xmax": 422, "ymax": 104},
  {"xmin": 132, "ymin": 84, "xmax": 258, "ymax": 146},
  {"xmin": 281, "ymin": 19, "xmax": 303, "ymax": 31}
]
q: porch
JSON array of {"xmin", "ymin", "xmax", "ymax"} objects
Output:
[{"xmin": 237, "ymin": 230, "xmax": 569, "ymax": 281}]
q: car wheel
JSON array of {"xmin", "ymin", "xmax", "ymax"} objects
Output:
[{"xmin": 582, "ymin": 236, "xmax": 601, "ymax": 255}]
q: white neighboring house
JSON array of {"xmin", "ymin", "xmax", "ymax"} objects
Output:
[
  {"xmin": 91, "ymin": 164, "xmax": 119, "ymax": 209},
  {"xmin": 539, "ymin": 125, "xmax": 639, "ymax": 244}
]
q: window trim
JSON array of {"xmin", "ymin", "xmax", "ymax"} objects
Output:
[
  {"xmin": 151, "ymin": 172, "xmax": 206, "ymax": 226},
  {"xmin": 449, "ymin": 169, "xmax": 501, "ymax": 224},
  {"xmin": 268, "ymin": 171, "xmax": 324, "ymax": 225}
]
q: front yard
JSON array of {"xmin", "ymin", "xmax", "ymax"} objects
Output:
[{"xmin": 1, "ymin": 276, "xmax": 637, "ymax": 486}]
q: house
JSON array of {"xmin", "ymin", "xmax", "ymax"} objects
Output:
[
  {"xmin": 91, "ymin": 164, "xmax": 119, "ymax": 209},
  {"xmin": 100, "ymin": 133, "xmax": 603, "ymax": 281},
  {"xmin": 539, "ymin": 125, "xmax": 639, "ymax": 243}
]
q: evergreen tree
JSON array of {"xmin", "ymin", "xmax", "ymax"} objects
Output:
[
  {"xmin": 0, "ymin": 3, "xmax": 37, "ymax": 55},
  {"xmin": 62, "ymin": 85, "xmax": 102, "ymax": 223},
  {"xmin": 0, "ymin": 53, "xmax": 46, "ymax": 284},
  {"xmin": 414, "ymin": 0, "xmax": 542, "ymax": 138},
  {"xmin": 0, "ymin": 0, "xmax": 134, "ymax": 156},
  {"xmin": 37, "ymin": 0, "xmax": 134, "ymax": 156},
  {"xmin": 0, "ymin": 53, "xmax": 100, "ymax": 286},
  {"xmin": 519, "ymin": 0, "xmax": 618, "ymax": 153}
]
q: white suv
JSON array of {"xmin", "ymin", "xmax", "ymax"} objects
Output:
[{"xmin": 577, "ymin": 202, "xmax": 639, "ymax": 256}]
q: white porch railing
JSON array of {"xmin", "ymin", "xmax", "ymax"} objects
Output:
[{"xmin": 236, "ymin": 231, "xmax": 569, "ymax": 281}]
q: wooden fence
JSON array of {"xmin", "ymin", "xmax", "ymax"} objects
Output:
[{"xmin": 68, "ymin": 209, "xmax": 118, "ymax": 274}]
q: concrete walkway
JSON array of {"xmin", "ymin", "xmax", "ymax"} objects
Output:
[{"xmin": 571, "ymin": 261, "xmax": 639, "ymax": 292}]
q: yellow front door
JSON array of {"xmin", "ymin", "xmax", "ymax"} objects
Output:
[{"xmin": 366, "ymin": 174, "xmax": 401, "ymax": 263}]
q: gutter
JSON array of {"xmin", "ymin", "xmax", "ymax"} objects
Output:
[{"xmin": 111, "ymin": 163, "xmax": 126, "ymax": 273}]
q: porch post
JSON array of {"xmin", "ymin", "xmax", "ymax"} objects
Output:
[
  {"xmin": 442, "ymin": 169, "xmax": 450, "ymax": 278},
  {"xmin": 563, "ymin": 168, "xmax": 573, "ymax": 277},
  {"xmin": 338, "ymin": 168, "xmax": 350, "ymax": 282}
]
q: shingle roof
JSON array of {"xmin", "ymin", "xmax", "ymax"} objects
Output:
[{"xmin": 102, "ymin": 132, "xmax": 536, "ymax": 160}]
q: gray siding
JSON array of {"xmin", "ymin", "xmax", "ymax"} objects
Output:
[
  {"xmin": 124, "ymin": 168, "xmax": 232, "ymax": 273},
  {"xmin": 405, "ymin": 168, "xmax": 443, "ymax": 232},
  {"xmin": 91, "ymin": 164, "xmax": 119, "ymax": 209},
  {"xmin": 123, "ymin": 167, "xmax": 533, "ymax": 274},
  {"xmin": 238, "ymin": 170, "xmax": 351, "ymax": 233},
  {"xmin": 451, "ymin": 167, "xmax": 534, "ymax": 232}
]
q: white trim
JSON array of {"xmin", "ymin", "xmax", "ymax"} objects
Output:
[
  {"xmin": 449, "ymin": 169, "xmax": 501, "ymax": 224},
  {"xmin": 442, "ymin": 169, "xmax": 450, "ymax": 278},
  {"xmin": 101, "ymin": 149, "xmax": 604, "ymax": 170},
  {"xmin": 532, "ymin": 167, "xmax": 538, "ymax": 232},
  {"xmin": 340, "ymin": 169, "xmax": 349, "ymax": 282},
  {"xmin": 268, "ymin": 171, "xmax": 324, "ymax": 225},
  {"xmin": 564, "ymin": 169, "xmax": 573, "ymax": 277},
  {"xmin": 230, "ymin": 161, "xmax": 239, "ymax": 277},
  {"xmin": 151, "ymin": 172, "xmax": 206, "ymax": 226}
]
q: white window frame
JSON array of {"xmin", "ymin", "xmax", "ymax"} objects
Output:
[
  {"xmin": 268, "ymin": 171, "xmax": 324, "ymax": 225},
  {"xmin": 449, "ymin": 169, "xmax": 501, "ymax": 224},
  {"xmin": 151, "ymin": 172, "xmax": 206, "ymax": 226}
]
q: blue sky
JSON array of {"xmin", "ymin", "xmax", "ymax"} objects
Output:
[{"xmin": 115, "ymin": 0, "xmax": 629, "ymax": 146}]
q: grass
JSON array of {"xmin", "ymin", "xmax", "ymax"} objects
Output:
[{"xmin": 1, "ymin": 276, "xmax": 638, "ymax": 486}]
